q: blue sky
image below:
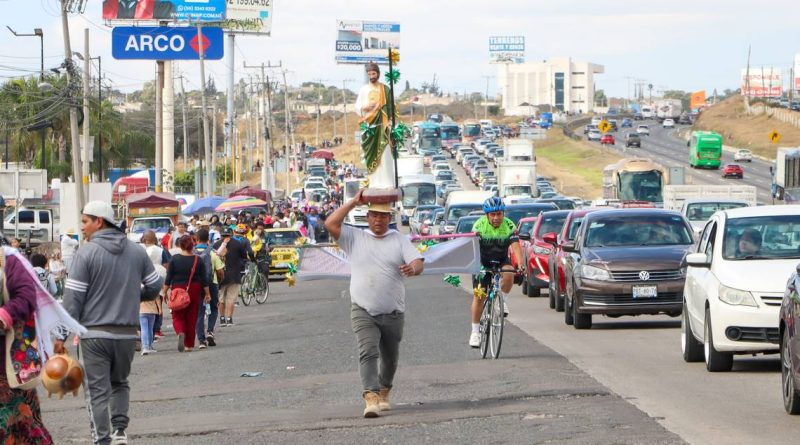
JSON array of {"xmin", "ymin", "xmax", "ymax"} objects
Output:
[{"xmin": 0, "ymin": 0, "xmax": 797, "ymax": 98}]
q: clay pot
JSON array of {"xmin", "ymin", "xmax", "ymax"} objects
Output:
[{"xmin": 41, "ymin": 354, "xmax": 83, "ymax": 399}]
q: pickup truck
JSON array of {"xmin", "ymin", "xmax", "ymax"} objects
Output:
[{"xmin": 3, "ymin": 207, "xmax": 59, "ymax": 246}]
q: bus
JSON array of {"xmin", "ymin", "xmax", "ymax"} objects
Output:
[
  {"xmin": 688, "ymin": 131, "xmax": 722, "ymax": 169},
  {"xmin": 414, "ymin": 121, "xmax": 442, "ymax": 155},
  {"xmin": 440, "ymin": 123, "xmax": 461, "ymax": 149},
  {"xmin": 462, "ymin": 120, "xmax": 481, "ymax": 143}
]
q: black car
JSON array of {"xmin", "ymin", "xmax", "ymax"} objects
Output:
[
  {"xmin": 625, "ymin": 133, "xmax": 641, "ymax": 148},
  {"xmin": 633, "ymin": 113, "xmax": 644, "ymax": 121},
  {"xmin": 504, "ymin": 203, "xmax": 559, "ymax": 225}
]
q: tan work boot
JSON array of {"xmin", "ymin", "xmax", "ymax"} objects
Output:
[
  {"xmin": 378, "ymin": 388, "xmax": 391, "ymax": 411},
  {"xmin": 363, "ymin": 391, "xmax": 381, "ymax": 418}
]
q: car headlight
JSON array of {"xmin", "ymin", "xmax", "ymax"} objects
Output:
[
  {"xmin": 718, "ymin": 284, "xmax": 757, "ymax": 307},
  {"xmin": 533, "ymin": 245, "xmax": 552, "ymax": 255},
  {"xmin": 581, "ymin": 265, "xmax": 611, "ymax": 281}
]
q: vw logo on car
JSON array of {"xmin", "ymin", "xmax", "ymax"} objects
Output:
[{"xmin": 639, "ymin": 271, "xmax": 650, "ymax": 281}]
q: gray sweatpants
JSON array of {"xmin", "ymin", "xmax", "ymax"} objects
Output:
[
  {"xmin": 351, "ymin": 304, "xmax": 405, "ymax": 394},
  {"xmin": 79, "ymin": 338, "xmax": 137, "ymax": 445}
]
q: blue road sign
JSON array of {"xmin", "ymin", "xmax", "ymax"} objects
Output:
[
  {"xmin": 102, "ymin": 0, "xmax": 226, "ymax": 22},
  {"xmin": 112, "ymin": 27, "xmax": 224, "ymax": 60}
]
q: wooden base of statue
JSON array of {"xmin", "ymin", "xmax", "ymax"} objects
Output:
[{"xmin": 362, "ymin": 188, "xmax": 401, "ymax": 204}]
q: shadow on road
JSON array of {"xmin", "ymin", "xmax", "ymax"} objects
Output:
[{"xmin": 589, "ymin": 319, "xmax": 681, "ymax": 330}]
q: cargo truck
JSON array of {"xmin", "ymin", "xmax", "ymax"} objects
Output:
[
  {"xmin": 504, "ymin": 139, "xmax": 534, "ymax": 162},
  {"xmin": 772, "ymin": 147, "xmax": 800, "ymax": 203},
  {"xmin": 655, "ymin": 99, "xmax": 683, "ymax": 121},
  {"xmin": 497, "ymin": 161, "xmax": 537, "ymax": 200},
  {"xmin": 124, "ymin": 192, "xmax": 181, "ymax": 243}
]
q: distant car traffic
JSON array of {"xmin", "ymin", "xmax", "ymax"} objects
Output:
[
  {"xmin": 625, "ymin": 133, "xmax": 641, "ymax": 148},
  {"xmin": 587, "ymin": 130, "xmax": 602, "ymax": 141},
  {"xmin": 662, "ymin": 118, "xmax": 676, "ymax": 128},
  {"xmin": 636, "ymin": 125, "xmax": 650, "ymax": 136},
  {"xmin": 621, "ymin": 118, "xmax": 633, "ymax": 128},
  {"xmin": 734, "ymin": 149, "xmax": 753, "ymax": 162},
  {"xmin": 721, "ymin": 164, "xmax": 744, "ymax": 179}
]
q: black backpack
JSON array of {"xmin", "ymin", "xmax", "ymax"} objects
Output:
[{"xmin": 194, "ymin": 246, "xmax": 214, "ymax": 285}]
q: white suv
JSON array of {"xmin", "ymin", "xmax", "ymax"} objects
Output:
[
  {"xmin": 662, "ymin": 118, "xmax": 675, "ymax": 128},
  {"xmin": 682, "ymin": 205, "xmax": 800, "ymax": 372}
]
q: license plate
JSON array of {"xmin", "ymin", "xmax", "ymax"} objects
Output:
[
  {"xmin": 632, "ymin": 285, "xmax": 658, "ymax": 299},
  {"xmin": 275, "ymin": 262, "xmax": 290, "ymax": 268}
]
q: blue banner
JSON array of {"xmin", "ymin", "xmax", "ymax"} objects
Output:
[{"xmin": 112, "ymin": 26, "xmax": 224, "ymax": 60}]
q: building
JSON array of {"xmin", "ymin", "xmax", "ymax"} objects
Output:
[{"xmin": 497, "ymin": 57, "xmax": 604, "ymax": 115}]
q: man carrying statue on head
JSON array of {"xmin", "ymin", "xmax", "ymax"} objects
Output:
[{"xmin": 355, "ymin": 62, "xmax": 399, "ymax": 200}]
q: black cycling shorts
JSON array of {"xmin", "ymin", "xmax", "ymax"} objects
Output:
[{"xmin": 472, "ymin": 260, "xmax": 513, "ymax": 290}]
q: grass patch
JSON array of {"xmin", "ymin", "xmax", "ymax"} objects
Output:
[{"xmin": 535, "ymin": 130, "xmax": 622, "ymax": 199}]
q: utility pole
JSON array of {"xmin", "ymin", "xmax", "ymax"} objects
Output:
[
  {"xmin": 197, "ymin": 22, "xmax": 212, "ymax": 195},
  {"xmin": 97, "ymin": 56, "xmax": 103, "ymax": 181},
  {"xmin": 60, "ymin": 0, "xmax": 83, "ymax": 222},
  {"xmin": 313, "ymin": 79, "xmax": 329, "ymax": 146},
  {"xmin": 81, "ymin": 28, "xmax": 91, "ymax": 199},
  {"xmin": 155, "ymin": 61, "xmax": 163, "ymax": 192},
  {"xmin": 7, "ymin": 26, "xmax": 45, "ymax": 170},
  {"xmin": 162, "ymin": 60, "xmax": 175, "ymax": 193},
  {"xmin": 179, "ymin": 75, "xmax": 189, "ymax": 169},
  {"xmin": 243, "ymin": 60, "xmax": 282, "ymax": 193},
  {"xmin": 342, "ymin": 79, "xmax": 353, "ymax": 144},
  {"xmin": 281, "ymin": 70, "xmax": 291, "ymax": 193},
  {"xmin": 482, "ymin": 75, "xmax": 493, "ymax": 119}
]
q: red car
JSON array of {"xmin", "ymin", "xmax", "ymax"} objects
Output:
[
  {"xmin": 600, "ymin": 134, "xmax": 615, "ymax": 145},
  {"xmin": 513, "ymin": 216, "xmax": 540, "ymax": 272},
  {"xmin": 545, "ymin": 209, "xmax": 599, "ymax": 311},
  {"xmin": 519, "ymin": 210, "xmax": 570, "ymax": 297},
  {"xmin": 721, "ymin": 163, "xmax": 744, "ymax": 179}
]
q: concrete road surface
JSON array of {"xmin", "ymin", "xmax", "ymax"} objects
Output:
[{"xmin": 41, "ymin": 277, "xmax": 681, "ymax": 444}]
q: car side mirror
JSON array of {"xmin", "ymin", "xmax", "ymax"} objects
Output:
[
  {"xmin": 685, "ymin": 252, "xmax": 711, "ymax": 268},
  {"xmin": 423, "ymin": 219, "xmax": 431, "ymax": 225},
  {"xmin": 561, "ymin": 241, "xmax": 576, "ymax": 253},
  {"xmin": 518, "ymin": 232, "xmax": 531, "ymax": 241},
  {"xmin": 543, "ymin": 232, "xmax": 558, "ymax": 246}
]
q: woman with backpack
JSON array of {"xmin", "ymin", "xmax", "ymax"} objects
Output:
[{"xmin": 162, "ymin": 235, "xmax": 210, "ymax": 352}]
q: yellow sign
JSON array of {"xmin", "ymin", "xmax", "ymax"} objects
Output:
[
  {"xmin": 769, "ymin": 130, "xmax": 781, "ymax": 144},
  {"xmin": 598, "ymin": 119, "xmax": 611, "ymax": 133}
]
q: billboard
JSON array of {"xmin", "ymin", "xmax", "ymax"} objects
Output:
[
  {"xmin": 740, "ymin": 67, "xmax": 782, "ymax": 98},
  {"xmin": 335, "ymin": 20, "xmax": 401, "ymax": 65},
  {"xmin": 489, "ymin": 36, "xmax": 525, "ymax": 64},
  {"xmin": 102, "ymin": 0, "xmax": 226, "ymax": 22},
  {"xmin": 795, "ymin": 54, "xmax": 800, "ymax": 91},
  {"xmin": 690, "ymin": 91, "xmax": 706, "ymax": 110},
  {"xmin": 112, "ymin": 26, "xmax": 224, "ymax": 60},
  {"xmin": 215, "ymin": 0, "xmax": 273, "ymax": 34}
]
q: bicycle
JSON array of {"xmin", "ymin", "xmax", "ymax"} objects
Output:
[
  {"xmin": 239, "ymin": 260, "xmax": 271, "ymax": 306},
  {"xmin": 477, "ymin": 262, "xmax": 512, "ymax": 359}
]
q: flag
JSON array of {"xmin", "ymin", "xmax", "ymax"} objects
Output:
[{"xmin": 295, "ymin": 236, "xmax": 481, "ymax": 282}]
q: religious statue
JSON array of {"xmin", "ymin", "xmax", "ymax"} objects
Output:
[{"xmin": 355, "ymin": 62, "xmax": 399, "ymax": 201}]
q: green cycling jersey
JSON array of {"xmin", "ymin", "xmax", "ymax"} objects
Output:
[
  {"xmin": 472, "ymin": 216, "xmax": 516, "ymax": 240},
  {"xmin": 472, "ymin": 216, "xmax": 517, "ymax": 267}
]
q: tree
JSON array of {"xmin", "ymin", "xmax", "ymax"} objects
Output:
[
  {"xmin": 663, "ymin": 90, "xmax": 691, "ymax": 109},
  {"xmin": 594, "ymin": 89, "xmax": 608, "ymax": 107},
  {"xmin": 404, "ymin": 80, "xmax": 410, "ymax": 92}
]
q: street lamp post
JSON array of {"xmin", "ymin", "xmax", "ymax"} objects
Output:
[
  {"xmin": 7, "ymin": 27, "xmax": 45, "ymax": 170},
  {"xmin": 74, "ymin": 52, "xmax": 103, "ymax": 181}
]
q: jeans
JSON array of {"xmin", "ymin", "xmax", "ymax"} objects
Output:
[
  {"xmin": 78, "ymin": 338, "xmax": 136, "ymax": 445},
  {"xmin": 350, "ymin": 304, "xmax": 405, "ymax": 394},
  {"xmin": 138, "ymin": 314, "xmax": 156, "ymax": 350},
  {"xmin": 197, "ymin": 283, "xmax": 219, "ymax": 343},
  {"xmin": 153, "ymin": 313, "xmax": 163, "ymax": 334}
]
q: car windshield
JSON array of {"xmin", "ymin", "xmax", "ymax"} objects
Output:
[
  {"xmin": 518, "ymin": 220, "xmax": 535, "ymax": 236},
  {"xmin": 585, "ymin": 215, "xmax": 693, "ymax": 247},
  {"xmin": 685, "ymin": 202, "xmax": 748, "ymax": 222},
  {"xmin": 506, "ymin": 206, "xmax": 552, "ymax": 224},
  {"xmin": 400, "ymin": 184, "xmax": 437, "ymax": 207},
  {"xmin": 456, "ymin": 217, "xmax": 479, "ymax": 233},
  {"xmin": 722, "ymin": 215, "xmax": 800, "ymax": 260},
  {"xmin": 447, "ymin": 205, "xmax": 482, "ymax": 223},
  {"xmin": 266, "ymin": 230, "xmax": 302, "ymax": 246},
  {"xmin": 537, "ymin": 213, "xmax": 568, "ymax": 236},
  {"xmin": 131, "ymin": 218, "xmax": 172, "ymax": 233}
]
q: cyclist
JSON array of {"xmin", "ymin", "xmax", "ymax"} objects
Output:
[{"xmin": 468, "ymin": 196, "xmax": 523, "ymax": 348}]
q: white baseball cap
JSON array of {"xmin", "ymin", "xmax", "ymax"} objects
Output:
[{"xmin": 82, "ymin": 201, "xmax": 120, "ymax": 229}]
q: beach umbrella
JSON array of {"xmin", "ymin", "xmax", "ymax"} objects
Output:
[
  {"xmin": 214, "ymin": 195, "xmax": 268, "ymax": 212},
  {"xmin": 182, "ymin": 195, "xmax": 226, "ymax": 215}
]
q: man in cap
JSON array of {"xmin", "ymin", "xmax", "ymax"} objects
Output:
[
  {"xmin": 325, "ymin": 190, "xmax": 424, "ymax": 418},
  {"xmin": 57, "ymin": 201, "xmax": 164, "ymax": 445},
  {"xmin": 354, "ymin": 62, "xmax": 397, "ymax": 190},
  {"xmin": 213, "ymin": 226, "xmax": 251, "ymax": 326}
]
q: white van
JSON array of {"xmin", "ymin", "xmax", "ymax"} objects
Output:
[{"xmin": 440, "ymin": 190, "xmax": 494, "ymax": 236}]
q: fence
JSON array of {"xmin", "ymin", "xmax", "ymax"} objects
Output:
[{"xmin": 744, "ymin": 98, "xmax": 800, "ymax": 129}]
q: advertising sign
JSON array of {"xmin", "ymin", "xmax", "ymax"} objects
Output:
[
  {"xmin": 690, "ymin": 91, "xmax": 706, "ymax": 110},
  {"xmin": 740, "ymin": 67, "xmax": 783, "ymax": 98},
  {"xmin": 794, "ymin": 54, "xmax": 800, "ymax": 91},
  {"xmin": 112, "ymin": 26, "xmax": 224, "ymax": 60},
  {"xmin": 102, "ymin": 0, "xmax": 226, "ymax": 22},
  {"xmin": 217, "ymin": 0, "xmax": 273, "ymax": 34},
  {"xmin": 335, "ymin": 20, "xmax": 401, "ymax": 65},
  {"xmin": 489, "ymin": 36, "xmax": 525, "ymax": 64}
]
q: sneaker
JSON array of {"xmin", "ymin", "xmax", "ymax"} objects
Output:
[
  {"xmin": 154, "ymin": 331, "xmax": 165, "ymax": 338},
  {"xmin": 219, "ymin": 317, "xmax": 228, "ymax": 327},
  {"xmin": 178, "ymin": 333, "xmax": 185, "ymax": 352},
  {"xmin": 141, "ymin": 349, "xmax": 150, "ymax": 356},
  {"xmin": 198, "ymin": 341, "xmax": 207, "ymax": 350},
  {"xmin": 363, "ymin": 392, "xmax": 381, "ymax": 418},
  {"xmin": 110, "ymin": 428, "xmax": 127, "ymax": 445},
  {"xmin": 504, "ymin": 301, "xmax": 509, "ymax": 317},
  {"xmin": 469, "ymin": 332, "xmax": 481, "ymax": 348},
  {"xmin": 378, "ymin": 388, "xmax": 391, "ymax": 411},
  {"xmin": 227, "ymin": 317, "xmax": 235, "ymax": 326},
  {"xmin": 206, "ymin": 333, "xmax": 216, "ymax": 347}
]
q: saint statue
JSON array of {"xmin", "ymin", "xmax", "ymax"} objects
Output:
[{"xmin": 355, "ymin": 62, "xmax": 397, "ymax": 193}]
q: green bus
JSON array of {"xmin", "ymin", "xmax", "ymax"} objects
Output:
[{"xmin": 688, "ymin": 131, "xmax": 723, "ymax": 169}]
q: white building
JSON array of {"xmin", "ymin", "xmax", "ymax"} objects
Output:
[{"xmin": 497, "ymin": 57, "xmax": 604, "ymax": 116}]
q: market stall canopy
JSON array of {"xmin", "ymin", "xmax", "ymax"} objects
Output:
[
  {"xmin": 126, "ymin": 192, "xmax": 179, "ymax": 208},
  {"xmin": 309, "ymin": 150, "xmax": 334, "ymax": 160},
  {"xmin": 182, "ymin": 195, "xmax": 226, "ymax": 215},
  {"xmin": 215, "ymin": 195, "xmax": 269, "ymax": 212},
  {"xmin": 230, "ymin": 186, "xmax": 271, "ymax": 202}
]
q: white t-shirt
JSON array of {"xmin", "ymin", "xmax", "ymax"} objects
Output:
[{"xmin": 336, "ymin": 226, "xmax": 422, "ymax": 316}]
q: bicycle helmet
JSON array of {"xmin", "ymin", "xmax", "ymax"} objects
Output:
[{"xmin": 482, "ymin": 196, "xmax": 505, "ymax": 213}]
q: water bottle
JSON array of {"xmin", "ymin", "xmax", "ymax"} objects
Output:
[{"xmin": 205, "ymin": 303, "xmax": 211, "ymax": 315}]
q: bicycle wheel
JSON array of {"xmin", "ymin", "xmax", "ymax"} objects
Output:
[
  {"xmin": 239, "ymin": 274, "xmax": 253, "ymax": 306},
  {"xmin": 479, "ymin": 297, "xmax": 490, "ymax": 359},
  {"xmin": 255, "ymin": 273, "xmax": 270, "ymax": 304},
  {"xmin": 490, "ymin": 290, "xmax": 505, "ymax": 359}
]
